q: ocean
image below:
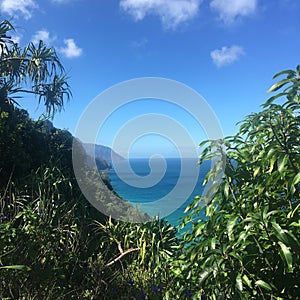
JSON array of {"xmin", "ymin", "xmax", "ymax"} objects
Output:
[{"xmin": 108, "ymin": 158, "xmax": 210, "ymax": 228}]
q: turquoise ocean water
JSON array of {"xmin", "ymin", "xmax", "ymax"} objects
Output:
[{"xmin": 108, "ymin": 158, "xmax": 210, "ymax": 228}]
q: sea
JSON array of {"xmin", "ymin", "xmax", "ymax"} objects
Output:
[{"xmin": 108, "ymin": 158, "xmax": 211, "ymax": 228}]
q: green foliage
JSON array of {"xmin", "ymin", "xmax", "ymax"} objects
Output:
[
  {"xmin": 0, "ymin": 108, "xmax": 47, "ymax": 187},
  {"xmin": 0, "ymin": 18, "xmax": 159, "ymax": 299},
  {"xmin": 93, "ymin": 218, "xmax": 179, "ymax": 299},
  {"xmin": 3, "ymin": 17, "xmax": 300, "ymax": 300},
  {"xmin": 177, "ymin": 65, "xmax": 300, "ymax": 299},
  {"xmin": 0, "ymin": 19, "xmax": 71, "ymax": 118},
  {"xmin": 0, "ymin": 172, "xmax": 178, "ymax": 299}
]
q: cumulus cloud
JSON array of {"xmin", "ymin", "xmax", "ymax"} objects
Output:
[
  {"xmin": 120, "ymin": 0, "xmax": 201, "ymax": 29},
  {"xmin": 210, "ymin": 45, "xmax": 244, "ymax": 67},
  {"xmin": 31, "ymin": 30, "xmax": 56, "ymax": 46},
  {"xmin": 210, "ymin": 0, "xmax": 257, "ymax": 24},
  {"xmin": 59, "ymin": 39, "xmax": 83, "ymax": 58},
  {"xmin": 0, "ymin": 0, "xmax": 37, "ymax": 19}
]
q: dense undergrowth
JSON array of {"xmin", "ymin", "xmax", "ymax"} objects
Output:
[{"xmin": 1, "ymin": 19, "xmax": 300, "ymax": 299}]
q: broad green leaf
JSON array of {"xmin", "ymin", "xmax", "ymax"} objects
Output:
[
  {"xmin": 267, "ymin": 78, "xmax": 294, "ymax": 93},
  {"xmin": 227, "ymin": 216, "xmax": 238, "ymax": 241},
  {"xmin": 224, "ymin": 181, "xmax": 230, "ymax": 198},
  {"xmin": 198, "ymin": 266, "xmax": 214, "ymax": 283},
  {"xmin": 285, "ymin": 231, "xmax": 300, "ymax": 253},
  {"xmin": 272, "ymin": 69, "xmax": 295, "ymax": 79},
  {"xmin": 228, "ymin": 250, "xmax": 243, "ymax": 261},
  {"xmin": 198, "ymin": 140, "xmax": 210, "ymax": 148},
  {"xmin": 292, "ymin": 172, "xmax": 300, "ymax": 185},
  {"xmin": 194, "ymin": 223, "xmax": 205, "ymax": 236},
  {"xmin": 242, "ymin": 274, "xmax": 252, "ymax": 288},
  {"xmin": 290, "ymin": 220, "xmax": 300, "ymax": 227},
  {"xmin": 210, "ymin": 237, "xmax": 216, "ymax": 250},
  {"xmin": 236, "ymin": 273, "xmax": 243, "ymax": 293},
  {"xmin": 277, "ymin": 154, "xmax": 289, "ymax": 173},
  {"xmin": 253, "ymin": 166, "xmax": 260, "ymax": 177},
  {"xmin": 278, "ymin": 241, "xmax": 293, "ymax": 273},
  {"xmin": 255, "ymin": 280, "xmax": 272, "ymax": 291},
  {"xmin": 263, "ymin": 92, "xmax": 289, "ymax": 107},
  {"xmin": 268, "ymin": 155, "xmax": 276, "ymax": 173},
  {"xmin": 271, "ymin": 221, "xmax": 289, "ymax": 245}
]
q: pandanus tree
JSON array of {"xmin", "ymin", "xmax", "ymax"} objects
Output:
[
  {"xmin": 0, "ymin": 19, "xmax": 72, "ymax": 185},
  {"xmin": 0, "ymin": 19, "xmax": 71, "ymax": 117}
]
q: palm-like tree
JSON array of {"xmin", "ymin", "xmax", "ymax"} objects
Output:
[{"xmin": 0, "ymin": 19, "xmax": 71, "ymax": 118}]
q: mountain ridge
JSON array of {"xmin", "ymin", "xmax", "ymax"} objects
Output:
[{"xmin": 82, "ymin": 143, "xmax": 124, "ymax": 170}]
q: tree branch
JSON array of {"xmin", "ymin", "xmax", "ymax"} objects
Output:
[{"xmin": 105, "ymin": 241, "xmax": 139, "ymax": 268}]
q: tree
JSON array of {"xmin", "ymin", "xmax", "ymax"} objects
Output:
[
  {"xmin": 0, "ymin": 18, "xmax": 72, "ymax": 186},
  {"xmin": 176, "ymin": 65, "xmax": 300, "ymax": 299},
  {"xmin": 0, "ymin": 19, "xmax": 71, "ymax": 118}
]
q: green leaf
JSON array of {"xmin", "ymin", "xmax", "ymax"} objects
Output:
[
  {"xmin": 227, "ymin": 216, "xmax": 238, "ymax": 241},
  {"xmin": 268, "ymin": 156, "xmax": 277, "ymax": 173},
  {"xmin": 272, "ymin": 69, "xmax": 295, "ymax": 79},
  {"xmin": 190, "ymin": 249, "xmax": 198, "ymax": 262},
  {"xmin": 263, "ymin": 93, "xmax": 284, "ymax": 107},
  {"xmin": 172, "ymin": 268, "xmax": 182, "ymax": 276},
  {"xmin": 198, "ymin": 140, "xmax": 210, "ymax": 148},
  {"xmin": 277, "ymin": 154, "xmax": 289, "ymax": 173},
  {"xmin": 194, "ymin": 223, "xmax": 205, "ymax": 236},
  {"xmin": 0, "ymin": 265, "xmax": 31, "ymax": 271},
  {"xmin": 292, "ymin": 172, "xmax": 300, "ymax": 185},
  {"xmin": 278, "ymin": 241, "xmax": 293, "ymax": 273},
  {"xmin": 224, "ymin": 181, "xmax": 230, "ymax": 198},
  {"xmin": 253, "ymin": 166, "xmax": 260, "ymax": 177},
  {"xmin": 255, "ymin": 280, "xmax": 272, "ymax": 291},
  {"xmin": 271, "ymin": 221, "xmax": 289, "ymax": 245},
  {"xmin": 288, "ymin": 202, "xmax": 300, "ymax": 219},
  {"xmin": 290, "ymin": 220, "xmax": 300, "ymax": 227},
  {"xmin": 198, "ymin": 266, "xmax": 214, "ymax": 283},
  {"xmin": 236, "ymin": 273, "xmax": 243, "ymax": 293},
  {"xmin": 267, "ymin": 78, "xmax": 294, "ymax": 93},
  {"xmin": 242, "ymin": 274, "xmax": 252, "ymax": 288}
]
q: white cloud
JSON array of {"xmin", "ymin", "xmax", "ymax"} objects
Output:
[
  {"xmin": 11, "ymin": 34, "xmax": 22, "ymax": 45},
  {"xmin": 31, "ymin": 32, "xmax": 82, "ymax": 59},
  {"xmin": 0, "ymin": 0, "xmax": 37, "ymax": 19},
  {"xmin": 210, "ymin": 0, "xmax": 257, "ymax": 23},
  {"xmin": 210, "ymin": 45, "xmax": 244, "ymax": 67},
  {"xmin": 120, "ymin": 0, "xmax": 201, "ymax": 29},
  {"xmin": 59, "ymin": 39, "xmax": 83, "ymax": 58},
  {"xmin": 31, "ymin": 30, "xmax": 56, "ymax": 46}
]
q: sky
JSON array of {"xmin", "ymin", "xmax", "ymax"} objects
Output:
[{"xmin": 0, "ymin": 0, "xmax": 299, "ymax": 158}]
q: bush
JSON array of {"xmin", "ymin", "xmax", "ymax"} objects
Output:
[{"xmin": 176, "ymin": 65, "xmax": 300, "ymax": 299}]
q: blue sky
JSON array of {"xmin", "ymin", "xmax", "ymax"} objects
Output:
[{"xmin": 1, "ymin": 0, "xmax": 299, "ymax": 157}]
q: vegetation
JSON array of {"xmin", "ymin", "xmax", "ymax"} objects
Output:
[
  {"xmin": 176, "ymin": 65, "xmax": 300, "ymax": 299},
  {"xmin": 0, "ymin": 19, "xmax": 173, "ymax": 299},
  {"xmin": 0, "ymin": 20, "xmax": 71, "ymax": 118},
  {"xmin": 1, "ymin": 18, "xmax": 300, "ymax": 299}
]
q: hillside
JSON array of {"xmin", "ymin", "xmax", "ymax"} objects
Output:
[{"xmin": 82, "ymin": 143, "xmax": 124, "ymax": 164}]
